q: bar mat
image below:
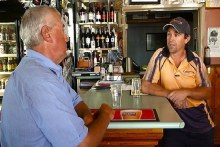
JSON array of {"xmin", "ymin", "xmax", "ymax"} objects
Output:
[
  {"xmin": 130, "ymin": 90, "xmax": 149, "ymax": 96},
  {"xmin": 91, "ymin": 109, "xmax": 158, "ymax": 122}
]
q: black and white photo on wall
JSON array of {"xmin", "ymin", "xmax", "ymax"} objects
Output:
[{"xmin": 207, "ymin": 27, "xmax": 220, "ymax": 58}]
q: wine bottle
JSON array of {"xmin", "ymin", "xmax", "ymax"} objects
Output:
[
  {"xmin": 91, "ymin": 28, "xmax": 96, "ymax": 49},
  {"xmin": 93, "ymin": 51, "xmax": 98, "ymax": 66},
  {"xmin": 80, "ymin": 27, "xmax": 86, "ymax": 48},
  {"xmin": 95, "ymin": 28, "xmax": 101, "ymax": 48},
  {"xmin": 109, "ymin": 2, "xmax": 114, "ymax": 22},
  {"xmin": 95, "ymin": 3, "xmax": 101, "ymax": 23},
  {"xmin": 105, "ymin": 27, "xmax": 110, "ymax": 48},
  {"xmin": 0, "ymin": 26, "xmax": 3, "ymax": 41},
  {"xmin": 1, "ymin": 26, "xmax": 6, "ymax": 41},
  {"xmin": 88, "ymin": 3, "xmax": 95, "ymax": 23},
  {"xmin": 85, "ymin": 28, "xmax": 91, "ymax": 48},
  {"xmin": 79, "ymin": 3, "xmax": 87, "ymax": 23},
  {"xmin": 110, "ymin": 27, "xmax": 115, "ymax": 48},
  {"xmin": 101, "ymin": 4, "xmax": 107, "ymax": 22},
  {"xmin": 100, "ymin": 27, "xmax": 106, "ymax": 48}
]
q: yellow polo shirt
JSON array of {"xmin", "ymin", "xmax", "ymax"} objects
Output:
[{"xmin": 143, "ymin": 47, "xmax": 214, "ymax": 133}]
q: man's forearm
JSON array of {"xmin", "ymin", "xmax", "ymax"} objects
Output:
[
  {"xmin": 78, "ymin": 104, "xmax": 114, "ymax": 147},
  {"xmin": 79, "ymin": 111, "xmax": 111, "ymax": 147},
  {"xmin": 75, "ymin": 101, "xmax": 93, "ymax": 125},
  {"xmin": 141, "ymin": 80, "xmax": 170, "ymax": 97},
  {"xmin": 185, "ymin": 87, "xmax": 211, "ymax": 100}
]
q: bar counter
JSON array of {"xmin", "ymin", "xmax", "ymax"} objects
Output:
[{"xmin": 80, "ymin": 88, "xmax": 184, "ymax": 146}]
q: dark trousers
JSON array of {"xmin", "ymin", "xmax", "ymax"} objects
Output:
[{"xmin": 160, "ymin": 128, "xmax": 214, "ymax": 147}]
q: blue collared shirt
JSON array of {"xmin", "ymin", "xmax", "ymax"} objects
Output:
[{"xmin": 1, "ymin": 50, "xmax": 88, "ymax": 147}]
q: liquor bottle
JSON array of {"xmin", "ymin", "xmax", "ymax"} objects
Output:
[
  {"xmin": 95, "ymin": 3, "xmax": 101, "ymax": 23},
  {"xmin": 11, "ymin": 57, "xmax": 15, "ymax": 71},
  {"xmin": 0, "ymin": 43, "xmax": 3, "ymax": 54},
  {"xmin": 105, "ymin": 27, "xmax": 110, "ymax": 48},
  {"xmin": 80, "ymin": 27, "xmax": 86, "ymax": 48},
  {"xmin": 32, "ymin": 0, "xmax": 41, "ymax": 5},
  {"xmin": 91, "ymin": 27, "xmax": 96, "ymax": 49},
  {"xmin": 109, "ymin": 2, "xmax": 114, "ymax": 22},
  {"xmin": 2, "ymin": 58, "xmax": 7, "ymax": 72},
  {"xmin": 204, "ymin": 46, "xmax": 210, "ymax": 65},
  {"xmin": 85, "ymin": 28, "xmax": 91, "ymax": 48},
  {"xmin": 101, "ymin": 4, "xmax": 107, "ymax": 22},
  {"xmin": 0, "ymin": 59, "xmax": 3, "ymax": 71},
  {"xmin": 95, "ymin": 28, "xmax": 101, "ymax": 48},
  {"xmin": 100, "ymin": 27, "xmax": 106, "ymax": 48},
  {"xmin": 93, "ymin": 51, "xmax": 98, "ymax": 66},
  {"xmin": 79, "ymin": 3, "xmax": 87, "ymax": 23},
  {"xmin": 13, "ymin": 57, "xmax": 17, "ymax": 69},
  {"xmin": 88, "ymin": 3, "xmax": 95, "ymax": 23},
  {"xmin": 4, "ymin": 26, "xmax": 9, "ymax": 41},
  {"xmin": 1, "ymin": 26, "xmax": 6, "ymax": 41},
  {"xmin": 0, "ymin": 26, "xmax": 3, "ymax": 41},
  {"xmin": 7, "ymin": 57, "xmax": 12, "ymax": 72},
  {"xmin": 41, "ymin": 0, "xmax": 51, "ymax": 6},
  {"xmin": 64, "ymin": 11, "xmax": 70, "ymax": 25},
  {"xmin": 110, "ymin": 27, "xmax": 115, "ymax": 48}
]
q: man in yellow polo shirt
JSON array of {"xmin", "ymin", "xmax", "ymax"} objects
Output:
[{"xmin": 142, "ymin": 17, "xmax": 215, "ymax": 147}]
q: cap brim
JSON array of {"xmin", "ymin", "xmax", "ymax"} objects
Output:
[{"xmin": 163, "ymin": 24, "xmax": 180, "ymax": 33}]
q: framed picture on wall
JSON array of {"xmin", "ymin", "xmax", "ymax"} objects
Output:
[
  {"xmin": 146, "ymin": 33, "xmax": 166, "ymax": 51},
  {"xmin": 206, "ymin": 0, "xmax": 220, "ymax": 8},
  {"xmin": 130, "ymin": 0, "xmax": 160, "ymax": 4}
]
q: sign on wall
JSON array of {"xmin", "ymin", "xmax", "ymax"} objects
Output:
[{"xmin": 208, "ymin": 27, "xmax": 220, "ymax": 57}]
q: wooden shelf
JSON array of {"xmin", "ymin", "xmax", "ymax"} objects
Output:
[
  {"xmin": 0, "ymin": 22, "xmax": 15, "ymax": 25},
  {"xmin": 0, "ymin": 54, "xmax": 17, "ymax": 57},
  {"xmin": 126, "ymin": 18, "xmax": 171, "ymax": 24},
  {"xmin": 0, "ymin": 71, "xmax": 12, "ymax": 75},
  {"xmin": 79, "ymin": 22, "xmax": 117, "ymax": 25},
  {"xmin": 0, "ymin": 40, "xmax": 16, "ymax": 44},
  {"xmin": 122, "ymin": 3, "xmax": 204, "ymax": 12},
  {"xmin": 79, "ymin": 47, "xmax": 117, "ymax": 51}
]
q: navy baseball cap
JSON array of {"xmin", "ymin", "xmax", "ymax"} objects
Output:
[{"xmin": 163, "ymin": 17, "xmax": 190, "ymax": 35}]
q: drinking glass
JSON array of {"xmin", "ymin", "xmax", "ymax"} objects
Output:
[
  {"xmin": 131, "ymin": 78, "xmax": 141, "ymax": 97},
  {"xmin": 110, "ymin": 84, "xmax": 122, "ymax": 108}
]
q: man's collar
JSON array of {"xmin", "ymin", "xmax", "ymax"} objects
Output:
[{"xmin": 162, "ymin": 46, "xmax": 196, "ymax": 62}]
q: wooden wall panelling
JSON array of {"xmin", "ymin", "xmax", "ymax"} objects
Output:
[
  {"xmin": 208, "ymin": 66, "xmax": 220, "ymax": 145},
  {"xmin": 213, "ymin": 67, "xmax": 220, "ymax": 145},
  {"xmin": 99, "ymin": 129, "xmax": 163, "ymax": 147}
]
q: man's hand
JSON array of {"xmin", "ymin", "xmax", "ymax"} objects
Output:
[
  {"xmin": 167, "ymin": 89, "xmax": 189, "ymax": 109},
  {"xmin": 94, "ymin": 103, "xmax": 115, "ymax": 120},
  {"xmin": 83, "ymin": 114, "xmax": 94, "ymax": 126}
]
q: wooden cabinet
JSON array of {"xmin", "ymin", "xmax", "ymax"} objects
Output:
[{"xmin": 208, "ymin": 66, "xmax": 220, "ymax": 145}]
